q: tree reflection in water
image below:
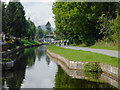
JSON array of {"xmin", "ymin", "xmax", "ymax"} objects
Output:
[
  {"xmin": 2, "ymin": 47, "xmax": 37, "ymax": 89},
  {"xmin": 46, "ymin": 55, "xmax": 51, "ymax": 66},
  {"xmin": 37, "ymin": 45, "xmax": 51, "ymax": 66},
  {"xmin": 54, "ymin": 65, "xmax": 118, "ymax": 89},
  {"xmin": 37, "ymin": 46, "xmax": 45, "ymax": 61}
]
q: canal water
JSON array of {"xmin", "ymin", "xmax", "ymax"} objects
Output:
[{"xmin": 2, "ymin": 45, "xmax": 119, "ymax": 89}]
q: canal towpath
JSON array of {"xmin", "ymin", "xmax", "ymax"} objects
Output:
[{"xmin": 57, "ymin": 45, "xmax": 119, "ymax": 58}]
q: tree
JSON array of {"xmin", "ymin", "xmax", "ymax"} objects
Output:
[
  {"xmin": 52, "ymin": 2, "xmax": 118, "ymax": 46},
  {"xmin": 1, "ymin": 2, "xmax": 6, "ymax": 34},
  {"xmin": 35, "ymin": 25, "xmax": 44, "ymax": 40},
  {"xmin": 45, "ymin": 21, "xmax": 52, "ymax": 35},
  {"xmin": 25, "ymin": 18, "xmax": 36, "ymax": 40},
  {"xmin": 5, "ymin": 2, "xmax": 26, "ymax": 37},
  {"xmin": 99, "ymin": 12, "xmax": 120, "ymax": 45}
]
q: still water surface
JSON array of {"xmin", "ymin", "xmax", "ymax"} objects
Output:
[{"xmin": 2, "ymin": 45, "xmax": 118, "ymax": 89}]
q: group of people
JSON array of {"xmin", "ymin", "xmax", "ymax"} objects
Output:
[{"xmin": 59, "ymin": 40, "xmax": 69, "ymax": 46}]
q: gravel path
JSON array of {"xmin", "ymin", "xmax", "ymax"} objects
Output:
[{"xmin": 59, "ymin": 45, "xmax": 119, "ymax": 58}]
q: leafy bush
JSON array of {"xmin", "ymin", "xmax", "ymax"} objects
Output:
[
  {"xmin": 99, "ymin": 13, "xmax": 120, "ymax": 46},
  {"xmin": 15, "ymin": 38, "xmax": 20, "ymax": 46},
  {"xmin": 2, "ymin": 58, "xmax": 12, "ymax": 62},
  {"xmin": 83, "ymin": 71, "xmax": 101, "ymax": 81},
  {"xmin": 6, "ymin": 37, "xmax": 16, "ymax": 49},
  {"xmin": 84, "ymin": 62, "xmax": 102, "ymax": 73},
  {"xmin": 20, "ymin": 39, "xmax": 41, "ymax": 46}
]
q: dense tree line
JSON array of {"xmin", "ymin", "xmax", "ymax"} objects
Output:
[
  {"xmin": 52, "ymin": 2, "xmax": 120, "ymax": 46},
  {"xmin": 1, "ymin": 1, "xmax": 36, "ymax": 40},
  {"xmin": 25, "ymin": 18, "xmax": 36, "ymax": 40},
  {"xmin": 1, "ymin": 1, "xmax": 53, "ymax": 41},
  {"xmin": 35, "ymin": 21, "xmax": 53, "ymax": 41},
  {"xmin": 35, "ymin": 25, "xmax": 44, "ymax": 40}
]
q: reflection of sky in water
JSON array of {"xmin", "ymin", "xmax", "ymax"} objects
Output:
[{"xmin": 21, "ymin": 54, "xmax": 57, "ymax": 88}]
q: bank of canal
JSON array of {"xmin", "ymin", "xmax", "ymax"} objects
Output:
[{"xmin": 2, "ymin": 45, "xmax": 119, "ymax": 89}]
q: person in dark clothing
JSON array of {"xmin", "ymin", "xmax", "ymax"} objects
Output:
[
  {"xmin": 64, "ymin": 40, "xmax": 66, "ymax": 46},
  {"xmin": 59, "ymin": 40, "xmax": 61, "ymax": 46}
]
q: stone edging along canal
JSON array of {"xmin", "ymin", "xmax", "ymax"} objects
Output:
[
  {"xmin": 2, "ymin": 43, "xmax": 48, "ymax": 58},
  {"xmin": 47, "ymin": 50, "xmax": 120, "ymax": 80}
]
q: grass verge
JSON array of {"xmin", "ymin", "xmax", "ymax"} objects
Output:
[
  {"xmin": 89, "ymin": 41, "xmax": 118, "ymax": 51},
  {"xmin": 70, "ymin": 41, "xmax": 118, "ymax": 51},
  {"xmin": 21, "ymin": 39, "xmax": 41, "ymax": 46},
  {"xmin": 47, "ymin": 44, "xmax": 119, "ymax": 67}
]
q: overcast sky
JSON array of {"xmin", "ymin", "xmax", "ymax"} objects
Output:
[
  {"xmin": 22, "ymin": 2, "xmax": 55, "ymax": 28},
  {"xmin": 3, "ymin": 0, "xmax": 56, "ymax": 28}
]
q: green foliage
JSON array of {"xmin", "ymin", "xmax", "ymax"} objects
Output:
[
  {"xmin": 83, "ymin": 71, "xmax": 101, "ymax": 81},
  {"xmin": 1, "ymin": 2, "xmax": 6, "ymax": 33},
  {"xmin": 2, "ymin": 2, "xmax": 37, "ymax": 41},
  {"xmin": 52, "ymin": 2, "xmax": 118, "ymax": 46},
  {"xmin": 4, "ymin": 2, "xmax": 26, "ymax": 37},
  {"xmin": 20, "ymin": 39, "xmax": 41, "ymax": 46},
  {"xmin": 14, "ymin": 38, "xmax": 23, "ymax": 46},
  {"xmin": 6, "ymin": 37, "xmax": 16, "ymax": 49},
  {"xmin": 99, "ymin": 13, "xmax": 120, "ymax": 45},
  {"xmin": 84, "ymin": 62, "xmax": 102, "ymax": 72},
  {"xmin": 25, "ymin": 18, "xmax": 36, "ymax": 40},
  {"xmin": 35, "ymin": 26, "xmax": 44, "ymax": 40}
]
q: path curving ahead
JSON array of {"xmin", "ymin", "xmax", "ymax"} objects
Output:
[{"xmin": 59, "ymin": 45, "xmax": 119, "ymax": 58}]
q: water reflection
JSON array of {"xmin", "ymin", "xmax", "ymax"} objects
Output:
[
  {"xmin": 46, "ymin": 55, "xmax": 51, "ymax": 66},
  {"xmin": 37, "ymin": 46, "xmax": 46, "ymax": 61},
  {"xmin": 2, "ymin": 45, "xmax": 57, "ymax": 89},
  {"xmin": 2, "ymin": 45, "xmax": 119, "ymax": 89},
  {"xmin": 48, "ymin": 53, "xmax": 119, "ymax": 89},
  {"xmin": 2, "ymin": 47, "xmax": 36, "ymax": 89},
  {"xmin": 54, "ymin": 65, "xmax": 117, "ymax": 89}
]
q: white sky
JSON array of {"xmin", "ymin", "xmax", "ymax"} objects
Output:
[
  {"xmin": 22, "ymin": 2, "xmax": 55, "ymax": 28},
  {"xmin": 3, "ymin": 0, "xmax": 56, "ymax": 28}
]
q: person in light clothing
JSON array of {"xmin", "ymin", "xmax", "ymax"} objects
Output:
[
  {"xmin": 67, "ymin": 40, "xmax": 69, "ymax": 46},
  {"xmin": 61, "ymin": 40, "xmax": 63, "ymax": 46}
]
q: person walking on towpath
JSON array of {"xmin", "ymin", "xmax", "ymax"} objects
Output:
[
  {"xmin": 64, "ymin": 40, "xmax": 66, "ymax": 46},
  {"xmin": 67, "ymin": 39, "xmax": 69, "ymax": 46},
  {"xmin": 59, "ymin": 40, "xmax": 61, "ymax": 46},
  {"xmin": 61, "ymin": 40, "xmax": 63, "ymax": 46}
]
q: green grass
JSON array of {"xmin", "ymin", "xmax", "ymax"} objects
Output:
[
  {"xmin": 21, "ymin": 39, "xmax": 41, "ymax": 46},
  {"xmin": 47, "ymin": 44, "xmax": 119, "ymax": 67},
  {"xmin": 70, "ymin": 41, "xmax": 118, "ymax": 51},
  {"xmin": 89, "ymin": 41, "xmax": 118, "ymax": 51}
]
